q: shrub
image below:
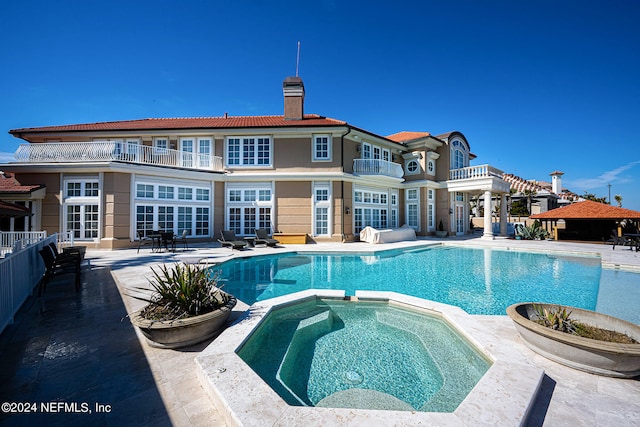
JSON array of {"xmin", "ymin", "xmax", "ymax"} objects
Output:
[{"xmin": 133, "ymin": 263, "xmax": 229, "ymax": 321}]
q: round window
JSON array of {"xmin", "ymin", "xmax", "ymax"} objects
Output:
[{"xmin": 407, "ymin": 160, "xmax": 419, "ymax": 173}]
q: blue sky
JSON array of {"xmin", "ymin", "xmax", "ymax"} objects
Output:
[{"xmin": 1, "ymin": 0, "xmax": 639, "ymax": 209}]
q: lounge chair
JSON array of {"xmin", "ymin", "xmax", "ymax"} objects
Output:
[
  {"xmin": 218, "ymin": 230, "xmax": 248, "ymax": 250},
  {"xmin": 255, "ymin": 228, "xmax": 280, "ymax": 247},
  {"xmin": 611, "ymin": 232, "xmax": 632, "ymax": 250}
]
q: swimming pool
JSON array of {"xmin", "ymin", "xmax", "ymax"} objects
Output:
[{"xmin": 215, "ymin": 246, "xmax": 640, "ymax": 324}]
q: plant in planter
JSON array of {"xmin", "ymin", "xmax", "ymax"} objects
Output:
[
  {"xmin": 435, "ymin": 220, "xmax": 448, "ymax": 238},
  {"xmin": 507, "ymin": 302, "xmax": 640, "ymax": 377},
  {"xmin": 129, "ymin": 263, "xmax": 237, "ymax": 349}
]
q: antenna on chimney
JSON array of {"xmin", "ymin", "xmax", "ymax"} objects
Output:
[{"xmin": 295, "ymin": 41, "xmax": 301, "ymax": 77}]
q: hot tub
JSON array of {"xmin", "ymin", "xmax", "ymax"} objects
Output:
[
  {"xmin": 195, "ymin": 290, "xmax": 545, "ymax": 426},
  {"xmin": 237, "ymin": 298, "xmax": 490, "ymax": 412}
]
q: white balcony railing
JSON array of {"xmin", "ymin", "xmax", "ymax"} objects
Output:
[
  {"xmin": 353, "ymin": 159, "xmax": 404, "ymax": 178},
  {"xmin": 13, "ymin": 142, "xmax": 224, "ymax": 172},
  {"xmin": 449, "ymin": 164, "xmax": 504, "ymax": 181}
]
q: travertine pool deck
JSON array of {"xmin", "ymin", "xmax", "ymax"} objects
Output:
[{"xmin": 1, "ymin": 236, "xmax": 639, "ymax": 426}]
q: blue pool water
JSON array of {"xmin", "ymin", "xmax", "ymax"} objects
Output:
[
  {"xmin": 237, "ymin": 298, "xmax": 490, "ymax": 412},
  {"xmin": 215, "ymin": 246, "xmax": 640, "ymax": 324}
]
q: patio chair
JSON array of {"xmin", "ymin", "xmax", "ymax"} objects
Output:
[
  {"xmin": 160, "ymin": 232, "xmax": 176, "ymax": 252},
  {"xmin": 48, "ymin": 242, "xmax": 82, "ymax": 266},
  {"xmin": 137, "ymin": 230, "xmax": 153, "ymax": 253},
  {"xmin": 255, "ymin": 228, "xmax": 280, "ymax": 247},
  {"xmin": 38, "ymin": 246, "xmax": 80, "ymax": 294},
  {"xmin": 218, "ymin": 230, "xmax": 248, "ymax": 250},
  {"xmin": 178, "ymin": 229, "xmax": 189, "ymax": 251}
]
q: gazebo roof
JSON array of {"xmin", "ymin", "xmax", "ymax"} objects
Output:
[{"xmin": 531, "ymin": 200, "xmax": 640, "ymax": 220}]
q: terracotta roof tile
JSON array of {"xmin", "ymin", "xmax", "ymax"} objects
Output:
[
  {"xmin": 385, "ymin": 131, "xmax": 431, "ymax": 143},
  {"xmin": 0, "ymin": 172, "xmax": 44, "ymax": 194},
  {"xmin": 9, "ymin": 114, "xmax": 347, "ymax": 134},
  {"xmin": 531, "ymin": 200, "xmax": 640, "ymax": 220}
]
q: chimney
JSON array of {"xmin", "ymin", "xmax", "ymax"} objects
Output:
[
  {"xmin": 550, "ymin": 170, "xmax": 564, "ymax": 194},
  {"xmin": 283, "ymin": 76, "xmax": 305, "ymax": 120}
]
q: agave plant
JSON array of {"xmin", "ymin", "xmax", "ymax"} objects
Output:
[
  {"xmin": 534, "ymin": 304, "xmax": 576, "ymax": 334},
  {"xmin": 516, "ymin": 220, "xmax": 549, "ymax": 240},
  {"xmin": 132, "ymin": 263, "xmax": 229, "ymax": 321}
]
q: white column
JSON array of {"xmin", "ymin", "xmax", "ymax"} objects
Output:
[
  {"xmin": 500, "ymin": 193, "xmax": 508, "ymax": 237},
  {"xmin": 482, "ymin": 190, "xmax": 494, "ymax": 239}
]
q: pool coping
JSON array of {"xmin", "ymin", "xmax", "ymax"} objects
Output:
[{"xmin": 195, "ymin": 290, "xmax": 545, "ymax": 426}]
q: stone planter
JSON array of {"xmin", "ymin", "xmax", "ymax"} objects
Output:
[
  {"xmin": 435, "ymin": 230, "xmax": 448, "ymax": 238},
  {"xmin": 131, "ymin": 295, "xmax": 237, "ymax": 349},
  {"xmin": 507, "ymin": 302, "xmax": 640, "ymax": 378}
]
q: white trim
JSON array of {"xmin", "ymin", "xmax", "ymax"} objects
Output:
[
  {"xmin": 225, "ymin": 135, "xmax": 273, "ymax": 168},
  {"xmin": 312, "ymin": 134, "xmax": 332, "ymax": 162},
  {"xmin": 312, "ymin": 181, "xmax": 332, "ymax": 236}
]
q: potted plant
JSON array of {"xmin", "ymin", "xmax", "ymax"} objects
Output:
[
  {"xmin": 435, "ymin": 220, "xmax": 448, "ymax": 238},
  {"xmin": 506, "ymin": 302, "xmax": 640, "ymax": 378},
  {"xmin": 129, "ymin": 263, "xmax": 237, "ymax": 349}
]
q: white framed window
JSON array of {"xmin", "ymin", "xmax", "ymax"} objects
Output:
[
  {"xmin": 353, "ymin": 186, "xmax": 395, "ymax": 233},
  {"xmin": 178, "ymin": 187, "xmax": 193, "ymax": 200},
  {"xmin": 427, "ymin": 159, "xmax": 435, "ymax": 175},
  {"xmin": 313, "ymin": 183, "xmax": 331, "ymax": 236},
  {"xmin": 427, "ymin": 189, "xmax": 435, "ymax": 231},
  {"xmin": 226, "ymin": 136, "xmax": 272, "ymax": 167},
  {"xmin": 450, "ymin": 139, "xmax": 469, "ymax": 170},
  {"xmin": 196, "ymin": 188, "xmax": 210, "ymax": 201},
  {"xmin": 63, "ymin": 177, "xmax": 101, "ymax": 241},
  {"xmin": 226, "ymin": 183, "xmax": 274, "ymax": 235},
  {"xmin": 361, "ymin": 142, "xmax": 371, "ymax": 159},
  {"xmin": 313, "ymin": 134, "xmax": 332, "ymax": 161},
  {"xmin": 154, "ymin": 137, "xmax": 168, "ymax": 154},
  {"xmin": 406, "ymin": 188, "xmax": 419, "ymax": 230},
  {"xmin": 158, "ymin": 185, "xmax": 174, "ymax": 199},
  {"xmin": 136, "ymin": 184, "xmax": 154, "ymax": 198},
  {"xmin": 406, "ymin": 159, "xmax": 419, "ymax": 175},
  {"xmin": 134, "ymin": 179, "xmax": 212, "ymax": 237}
]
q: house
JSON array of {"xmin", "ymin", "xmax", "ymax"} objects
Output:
[
  {"xmin": 1, "ymin": 77, "xmax": 510, "ymax": 249},
  {"xmin": 502, "ymin": 170, "xmax": 583, "ymax": 216}
]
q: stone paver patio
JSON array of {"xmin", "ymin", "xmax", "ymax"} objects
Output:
[{"xmin": 1, "ymin": 237, "xmax": 639, "ymax": 426}]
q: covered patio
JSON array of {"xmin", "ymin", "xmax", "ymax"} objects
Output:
[{"xmin": 531, "ymin": 200, "xmax": 640, "ymax": 242}]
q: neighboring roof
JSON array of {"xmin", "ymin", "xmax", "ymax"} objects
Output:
[
  {"xmin": 9, "ymin": 114, "xmax": 347, "ymax": 134},
  {"xmin": 385, "ymin": 131, "xmax": 431, "ymax": 143},
  {"xmin": 0, "ymin": 172, "xmax": 44, "ymax": 194},
  {"xmin": 0, "ymin": 200, "xmax": 31, "ymax": 217},
  {"xmin": 531, "ymin": 200, "xmax": 640, "ymax": 220},
  {"xmin": 503, "ymin": 173, "xmax": 546, "ymax": 194}
]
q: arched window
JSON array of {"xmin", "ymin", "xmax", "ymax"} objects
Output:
[{"xmin": 450, "ymin": 139, "xmax": 468, "ymax": 170}]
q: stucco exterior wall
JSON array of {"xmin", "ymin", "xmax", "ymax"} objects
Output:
[
  {"xmin": 275, "ymin": 181, "xmax": 311, "ymax": 234},
  {"xmin": 102, "ymin": 173, "xmax": 131, "ymax": 247}
]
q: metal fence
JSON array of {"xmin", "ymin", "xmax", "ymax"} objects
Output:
[{"xmin": 0, "ymin": 234, "xmax": 58, "ymax": 334}]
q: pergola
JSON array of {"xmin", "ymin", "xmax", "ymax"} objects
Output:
[{"xmin": 531, "ymin": 200, "xmax": 640, "ymax": 241}]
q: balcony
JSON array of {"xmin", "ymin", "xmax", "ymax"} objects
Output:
[
  {"xmin": 448, "ymin": 164, "xmax": 510, "ymax": 193},
  {"xmin": 353, "ymin": 159, "xmax": 404, "ymax": 179},
  {"xmin": 13, "ymin": 142, "xmax": 224, "ymax": 172}
]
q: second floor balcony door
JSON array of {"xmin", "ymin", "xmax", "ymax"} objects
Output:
[{"xmin": 180, "ymin": 138, "xmax": 194, "ymax": 168}]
